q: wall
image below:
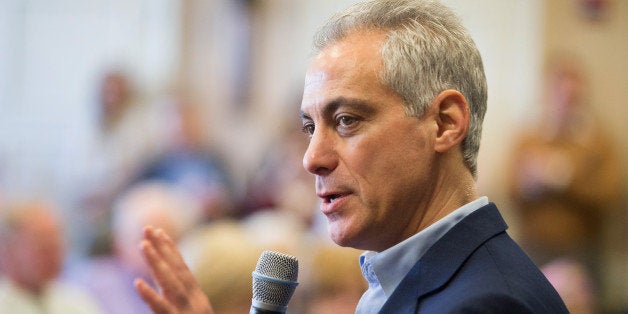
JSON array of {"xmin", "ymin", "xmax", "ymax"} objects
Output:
[{"xmin": 0, "ymin": 0, "xmax": 181, "ymax": 200}]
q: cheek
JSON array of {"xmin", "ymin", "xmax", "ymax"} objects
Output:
[
  {"xmin": 352, "ymin": 127, "xmax": 430, "ymax": 183},
  {"xmin": 353, "ymin": 130, "xmax": 433, "ymax": 209}
]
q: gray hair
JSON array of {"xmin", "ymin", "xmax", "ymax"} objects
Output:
[{"xmin": 313, "ymin": 0, "xmax": 487, "ymax": 177}]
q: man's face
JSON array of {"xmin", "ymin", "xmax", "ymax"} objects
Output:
[
  {"xmin": 300, "ymin": 30, "xmax": 439, "ymax": 252},
  {"xmin": 11, "ymin": 213, "xmax": 64, "ymax": 291}
]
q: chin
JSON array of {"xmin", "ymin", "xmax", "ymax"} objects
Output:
[
  {"xmin": 328, "ymin": 227, "xmax": 365, "ymax": 249},
  {"xmin": 326, "ymin": 216, "xmax": 371, "ymax": 249},
  {"xmin": 328, "ymin": 226, "xmax": 352, "ymax": 248},
  {"xmin": 330, "ymin": 236, "xmax": 352, "ymax": 248}
]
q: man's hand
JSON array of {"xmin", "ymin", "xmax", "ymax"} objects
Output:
[{"xmin": 134, "ymin": 226, "xmax": 214, "ymax": 314}]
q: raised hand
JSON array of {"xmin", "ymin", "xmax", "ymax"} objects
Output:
[{"xmin": 134, "ymin": 226, "xmax": 214, "ymax": 314}]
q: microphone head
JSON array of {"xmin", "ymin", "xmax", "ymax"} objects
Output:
[{"xmin": 251, "ymin": 251, "xmax": 299, "ymax": 313}]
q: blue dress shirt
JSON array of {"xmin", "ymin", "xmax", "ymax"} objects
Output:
[{"xmin": 356, "ymin": 197, "xmax": 489, "ymax": 313}]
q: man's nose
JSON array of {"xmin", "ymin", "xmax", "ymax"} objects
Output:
[{"xmin": 303, "ymin": 129, "xmax": 337, "ymax": 176}]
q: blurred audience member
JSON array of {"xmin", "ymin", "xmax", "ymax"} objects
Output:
[
  {"xmin": 77, "ymin": 67, "xmax": 161, "ymax": 256},
  {"xmin": 542, "ymin": 258, "xmax": 596, "ymax": 314},
  {"xmin": 133, "ymin": 91, "xmax": 235, "ymax": 222},
  {"xmin": 238, "ymin": 109, "xmax": 325, "ymax": 248},
  {"xmin": 98, "ymin": 68, "xmax": 135, "ymax": 132},
  {"xmin": 241, "ymin": 209, "xmax": 308, "ymax": 257},
  {"xmin": 68, "ymin": 181, "xmax": 199, "ymax": 314},
  {"xmin": 239, "ymin": 113, "xmax": 313, "ymax": 220},
  {"xmin": 507, "ymin": 55, "xmax": 625, "ymax": 309},
  {"xmin": 298, "ymin": 244, "xmax": 367, "ymax": 314},
  {"xmin": 179, "ymin": 220, "xmax": 262, "ymax": 314},
  {"xmin": 0, "ymin": 200, "xmax": 102, "ymax": 313}
]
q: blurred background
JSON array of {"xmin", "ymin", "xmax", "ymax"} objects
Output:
[{"xmin": 0, "ymin": 0, "xmax": 626, "ymax": 313}]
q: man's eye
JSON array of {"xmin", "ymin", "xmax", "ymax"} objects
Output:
[
  {"xmin": 301, "ymin": 123, "xmax": 315, "ymax": 136},
  {"xmin": 337, "ymin": 115, "xmax": 357, "ymax": 126}
]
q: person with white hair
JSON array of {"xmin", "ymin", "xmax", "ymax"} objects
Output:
[{"xmin": 70, "ymin": 181, "xmax": 199, "ymax": 314}]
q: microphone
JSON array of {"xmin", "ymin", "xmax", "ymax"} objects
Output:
[{"xmin": 250, "ymin": 251, "xmax": 299, "ymax": 314}]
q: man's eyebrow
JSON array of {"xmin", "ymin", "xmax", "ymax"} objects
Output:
[{"xmin": 300, "ymin": 97, "xmax": 376, "ymax": 120}]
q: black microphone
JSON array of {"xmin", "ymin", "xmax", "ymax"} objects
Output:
[{"xmin": 250, "ymin": 251, "xmax": 299, "ymax": 314}]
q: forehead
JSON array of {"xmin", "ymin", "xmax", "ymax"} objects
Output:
[
  {"xmin": 301, "ymin": 31, "xmax": 394, "ymax": 113},
  {"xmin": 313, "ymin": 31, "xmax": 384, "ymax": 72}
]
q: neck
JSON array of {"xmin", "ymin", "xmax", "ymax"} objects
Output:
[
  {"xmin": 407, "ymin": 160, "xmax": 479, "ymax": 242},
  {"xmin": 367, "ymin": 155, "xmax": 479, "ymax": 252}
]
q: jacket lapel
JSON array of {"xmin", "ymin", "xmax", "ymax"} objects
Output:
[{"xmin": 378, "ymin": 203, "xmax": 508, "ymax": 313}]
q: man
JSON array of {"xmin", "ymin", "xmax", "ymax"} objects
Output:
[
  {"xmin": 135, "ymin": 0, "xmax": 568, "ymax": 313},
  {"xmin": 0, "ymin": 200, "xmax": 102, "ymax": 313}
]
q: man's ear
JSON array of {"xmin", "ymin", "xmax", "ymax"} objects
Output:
[{"xmin": 432, "ymin": 90, "xmax": 470, "ymax": 153}]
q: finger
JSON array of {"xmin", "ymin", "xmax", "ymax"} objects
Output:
[
  {"xmin": 140, "ymin": 239, "xmax": 187, "ymax": 298},
  {"xmin": 139, "ymin": 228, "xmax": 215, "ymax": 313},
  {"xmin": 142, "ymin": 232, "xmax": 200, "ymax": 309},
  {"xmin": 134, "ymin": 278, "xmax": 173, "ymax": 314},
  {"xmin": 146, "ymin": 227, "xmax": 187, "ymax": 271},
  {"xmin": 146, "ymin": 227, "xmax": 199, "ymax": 289}
]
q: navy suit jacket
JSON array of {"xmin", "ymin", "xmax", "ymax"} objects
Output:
[{"xmin": 378, "ymin": 203, "xmax": 568, "ymax": 313}]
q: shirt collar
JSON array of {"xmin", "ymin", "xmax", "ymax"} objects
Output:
[{"xmin": 359, "ymin": 196, "xmax": 489, "ymax": 296}]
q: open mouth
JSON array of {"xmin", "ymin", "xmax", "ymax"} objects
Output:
[{"xmin": 323, "ymin": 193, "xmax": 346, "ymax": 204}]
